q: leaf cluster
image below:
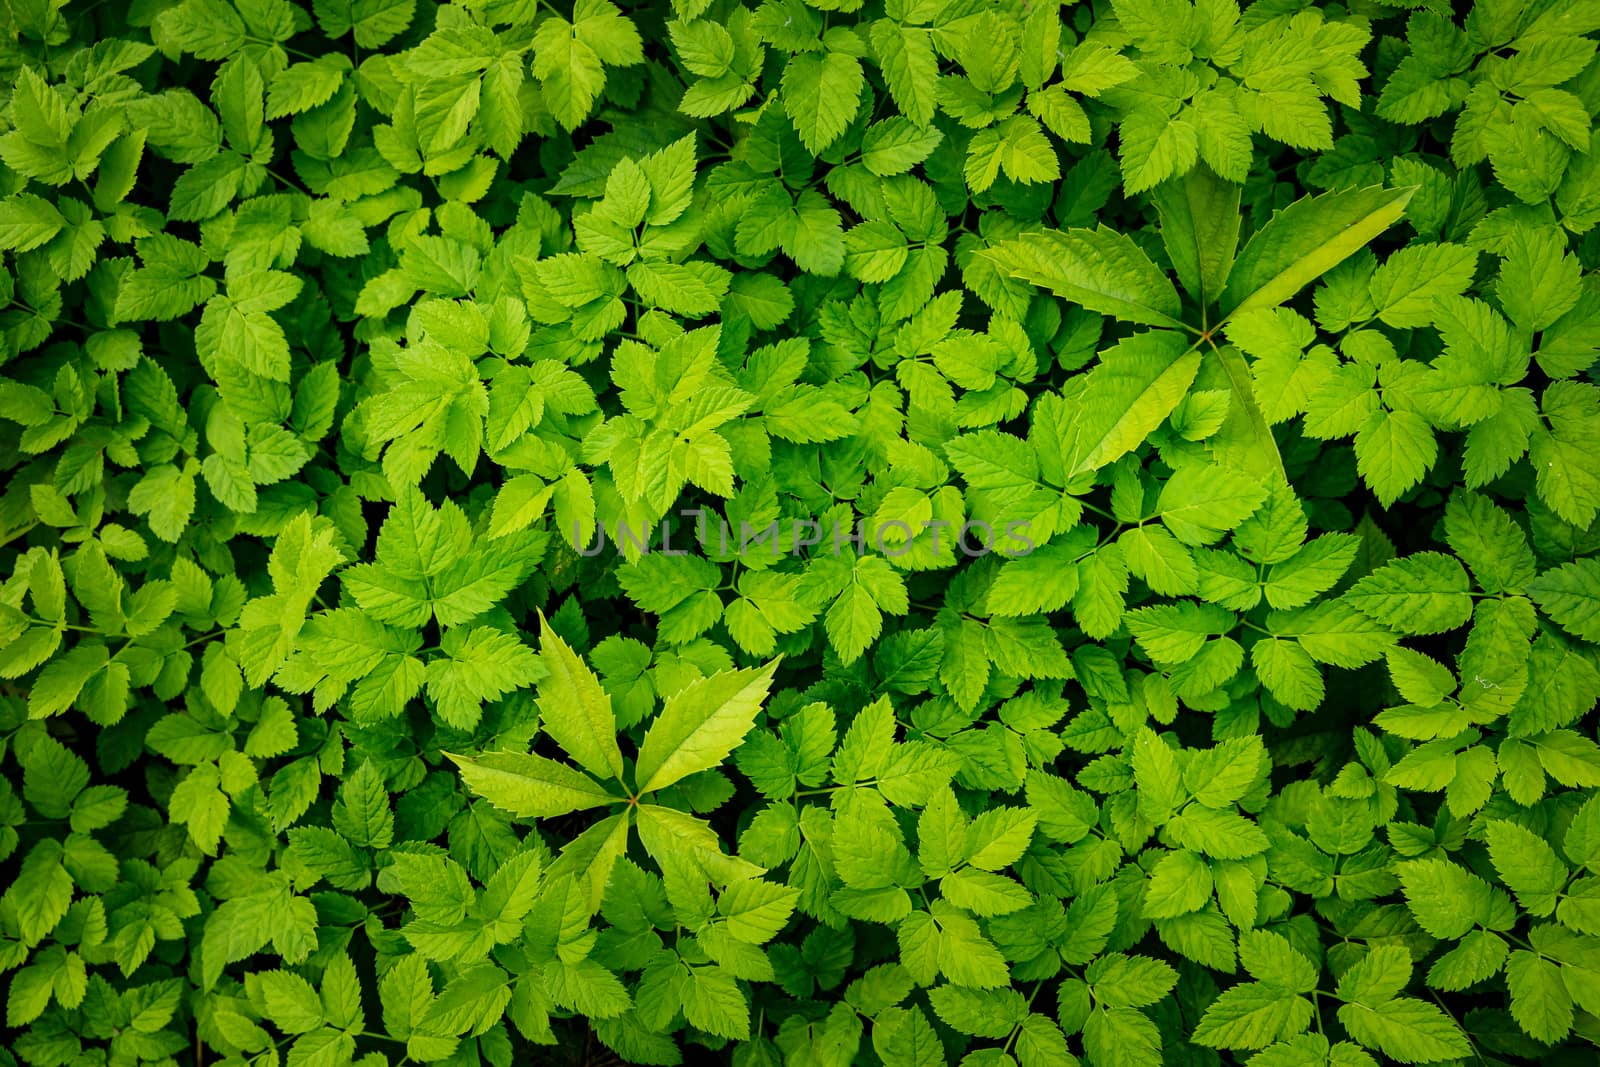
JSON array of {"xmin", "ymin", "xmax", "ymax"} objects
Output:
[{"xmin": 2, "ymin": 0, "xmax": 1600, "ymax": 1065}]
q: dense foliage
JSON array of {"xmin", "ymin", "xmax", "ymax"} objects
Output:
[{"xmin": 3, "ymin": 0, "xmax": 1600, "ymax": 1064}]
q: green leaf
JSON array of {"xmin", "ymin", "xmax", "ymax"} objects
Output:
[
  {"xmin": 861, "ymin": 119, "xmax": 942, "ymax": 177},
  {"xmin": 533, "ymin": 15, "xmax": 608, "ymax": 130},
  {"xmin": 1497, "ymin": 226, "xmax": 1581, "ymax": 332},
  {"xmin": 254, "ymin": 971, "xmax": 324, "ymax": 1034},
  {"xmin": 635, "ymin": 659, "xmax": 780, "ymax": 794},
  {"xmin": 1082, "ymin": 1005, "xmax": 1163, "ymax": 1066},
  {"xmin": 332, "ymin": 762, "xmax": 393, "ymax": 850},
  {"xmin": 449, "ymin": 751, "xmax": 619, "ymax": 819},
  {"xmin": 966, "ymin": 115, "xmax": 1060, "ymax": 192},
  {"xmin": 718, "ymin": 879, "xmax": 798, "ymax": 944},
  {"xmin": 1506, "ymin": 950, "xmax": 1572, "ymax": 1044},
  {"xmin": 871, "ymin": 23, "xmax": 938, "ymax": 127},
  {"xmin": 28, "ymin": 644, "xmax": 109, "ymax": 719},
  {"xmin": 1335, "ymin": 946, "xmax": 1412, "ymax": 1008},
  {"xmin": 1240, "ymin": 930, "xmax": 1318, "ymax": 993},
  {"xmin": 535, "ymin": 615, "xmax": 625, "ymax": 781},
  {"xmin": 966, "ymin": 807, "xmax": 1037, "ymax": 871},
  {"xmin": 782, "ymin": 51, "xmax": 863, "ymax": 156},
  {"xmin": 1143, "ymin": 850, "xmax": 1212, "ymax": 918},
  {"xmin": 1528, "ymin": 559, "xmax": 1600, "ymax": 644},
  {"xmin": 1119, "ymin": 106, "xmax": 1198, "ymax": 194},
  {"xmin": 1047, "ymin": 330, "xmax": 1203, "ymax": 479},
  {"xmin": 426, "ymin": 626, "xmax": 542, "ymax": 730},
  {"xmin": 1086, "ymin": 954, "xmax": 1177, "ymax": 1009},
  {"xmin": 0, "ymin": 194, "xmax": 66, "ymax": 251},
  {"xmin": 313, "ymin": 0, "xmax": 414, "ymax": 47},
  {"xmin": 1443, "ymin": 492, "xmax": 1535, "ymax": 595},
  {"xmin": 985, "ymin": 532, "xmax": 1095, "ymax": 617},
  {"xmin": 984, "ymin": 227, "xmax": 1186, "ymax": 328},
  {"xmin": 1484, "ymin": 819, "xmax": 1567, "ymax": 917},
  {"xmin": 1369, "ymin": 243, "xmax": 1479, "ymax": 328},
  {"xmin": 929, "ymin": 985, "xmax": 1026, "ymax": 1038},
  {"xmin": 1354, "ymin": 408, "xmax": 1438, "ymax": 506},
  {"xmin": 1220, "ymin": 186, "xmax": 1415, "ymax": 322},
  {"xmin": 1346, "ymin": 552, "xmax": 1473, "ymax": 635},
  {"xmin": 1156, "ymin": 463, "xmax": 1268, "ymax": 545},
  {"xmin": 1192, "ymin": 982, "xmax": 1311, "ymax": 1050},
  {"xmin": 1153, "ymin": 163, "xmax": 1241, "ymax": 309},
  {"xmin": 1335, "ymin": 997, "xmax": 1470, "ymax": 1064}
]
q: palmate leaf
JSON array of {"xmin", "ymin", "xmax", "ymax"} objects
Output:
[{"xmin": 453, "ymin": 637, "xmax": 782, "ymax": 811}]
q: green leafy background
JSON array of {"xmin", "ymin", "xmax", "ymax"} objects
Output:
[{"xmin": 2, "ymin": 0, "xmax": 1599, "ymax": 1064}]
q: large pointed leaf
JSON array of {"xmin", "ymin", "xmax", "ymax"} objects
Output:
[
  {"xmin": 983, "ymin": 226, "xmax": 1186, "ymax": 328},
  {"xmin": 447, "ymin": 750, "xmax": 619, "ymax": 818},
  {"xmin": 1154, "ymin": 164, "xmax": 1241, "ymax": 312},
  {"xmin": 536, "ymin": 613, "xmax": 625, "ymax": 781},
  {"xmin": 635, "ymin": 659, "xmax": 781, "ymax": 793},
  {"xmin": 1219, "ymin": 185, "xmax": 1415, "ymax": 322},
  {"xmin": 1209, "ymin": 345, "xmax": 1287, "ymax": 482},
  {"xmin": 635, "ymin": 802, "xmax": 765, "ymax": 883},
  {"xmin": 545, "ymin": 812, "xmax": 632, "ymax": 914},
  {"xmin": 1044, "ymin": 330, "xmax": 1203, "ymax": 480}
]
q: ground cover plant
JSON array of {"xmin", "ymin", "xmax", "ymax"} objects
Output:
[{"xmin": 2, "ymin": 0, "xmax": 1600, "ymax": 1063}]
